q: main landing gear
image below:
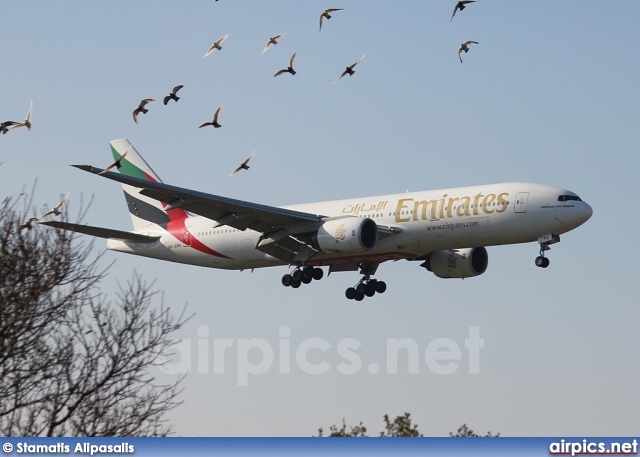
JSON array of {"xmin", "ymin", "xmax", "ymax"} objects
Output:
[
  {"xmin": 345, "ymin": 275, "xmax": 387, "ymax": 301},
  {"xmin": 282, "ymin": 266, "xmax": 324, "ymax": 288}
]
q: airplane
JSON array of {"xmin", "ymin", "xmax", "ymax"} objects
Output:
[{"xmin": 41, "ymin": 139, "xmax": 593, "ymax": 301}]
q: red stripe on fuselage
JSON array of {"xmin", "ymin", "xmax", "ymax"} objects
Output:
[{"xmin": 166, "ymin": 218, "xmax": 232, "ymax": 259}]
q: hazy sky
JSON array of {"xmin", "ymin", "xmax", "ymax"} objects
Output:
[{"xmin": 2, "ymin": 1, "xmax": 639, "ymax": 437}]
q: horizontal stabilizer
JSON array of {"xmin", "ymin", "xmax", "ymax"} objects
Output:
[{"xmin": 38, "ymin": 221, "xmax": 160, "ymax": 243}]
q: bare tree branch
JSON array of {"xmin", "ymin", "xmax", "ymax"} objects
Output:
[{"xmin": 0, "ymin": 190, "xmax": 191, "ymax": 436}]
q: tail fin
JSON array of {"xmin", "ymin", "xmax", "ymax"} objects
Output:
[{"xmin": 109, "ymin": 139, "xmax": 188, "ymax": 230}]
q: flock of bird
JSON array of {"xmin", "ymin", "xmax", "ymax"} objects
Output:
[{"xmin": 8, "ymin": 2, "xmax": 481, "ymax": 231}]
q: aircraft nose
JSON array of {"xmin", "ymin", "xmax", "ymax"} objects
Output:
[{"xmin": 581, "ymin": 201, "xmax": 593, "ymax": 222}]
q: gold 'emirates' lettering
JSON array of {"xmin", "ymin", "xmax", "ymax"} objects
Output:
[{"xmin": 395, "ymin": 192, "xmax": 509, "ymax": 223}]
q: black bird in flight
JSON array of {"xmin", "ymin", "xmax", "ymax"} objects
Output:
[
  {"xmin": 451, "ymin": 1, "xmax": 476, "ymax": 21},
  {"xmin": 99, "ymin": 148, "xmax": 130, "ymax": 175},
  {"xmin": 199, "ymin": 106, "xmax": 223, "ymax": 128},
  {"xmin": 229, "ymin": 152, "xmax": 255, "ymax": 176},
  {"xmin": 274, "ymin": 53, "xmax": 297, "ymax": 77},
  {"xmin": 163, "ymin": 85, "xmax": 184, "ymax": 105},
  {"xmin": 333, "ymin": 54, "xmax": 365, "ymax": 84},
  {"xmin": 133, "ymin": 99, "xmax": 154, "ymax": 124},
  {"xmin": 1, "ymin": 121, "xmax": 20, "ymax": 134},
  {"xmin": 319, "ymin": 8, "xmax": 343, "ymax": 32}
]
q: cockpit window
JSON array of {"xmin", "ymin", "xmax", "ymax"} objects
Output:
[{"xmin": 558, "ymin": 195, "xmax": 582, "ymax": 202}]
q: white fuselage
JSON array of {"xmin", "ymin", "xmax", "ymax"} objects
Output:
[{"xmin": 106, "ymin": 182, "xmax": 593, "ymax": 270}]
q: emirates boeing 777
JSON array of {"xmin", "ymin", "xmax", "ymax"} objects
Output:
[{"xmin": 42, "ymin": 139, "xmax": 593, "ymax": 300}]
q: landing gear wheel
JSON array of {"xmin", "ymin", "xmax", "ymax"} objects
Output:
[
  {"xmin": 291, "ymin": 279, "xmax": 301, "ymax": 288},
  {"xmin": 291, "ymin": 269, "xmax": 302, "ymax": 282},
  {"xmin": 364, "ymin": 281, "xmax": 376, "ymax": 297},
  {"xmin": 312, "ymin": 267, "xmax": 324, "ymax": 281},
  {"xmin": 301, "ymin": 275, "xmax": 312, "ymax": 284},
  {"xmin": 354, "ymin": 292, "xmax": 365, "ymax": 301},
  {"xmin": 535, "ymin": 256, "xmax": 550, "ymax": 268},
  {"xmin": 302, "ymin": 266, "xmax": 314, "ymax": 280},
  {"xmin": 355, "ymin": 283, "xmax": 366, "ymax": 294},
  {"xmin": 375, "ymin": 281, "xmax": 387, "ymax": 294},
  {"xmin": 345, "ymin": 287, "xmax": 356, "ymax": 300},
  {"xmin": 282, "ymin": 274, "xmax": 293, "ymax": 287}
]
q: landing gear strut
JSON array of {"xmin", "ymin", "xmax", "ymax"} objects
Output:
[
  {"xmin": 345, "ymin": 262, "xmax": 386, "ymax": 301},
  {"xmin": 535, "ymin": 234, "xmax": 560, "ymax": 268},
  {"xmin": 282, "ymin": 266, "xmax": 324, "ymax": 288}
]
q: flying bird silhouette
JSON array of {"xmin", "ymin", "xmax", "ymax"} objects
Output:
[
  {"xmin": 458, "ymin": 40, "xmax": 478, "ymax": 62},
  {"xmin": 451, "ymin": 1, "xmax": 476, "ymax": 21},
  {"xmin": 19, "ymin": 193, "xmax": 69, "ymax": 233},
  {"xmin": 132, "ymin": 99, "xmax": 155, "ymax": 124},
  {"xmin": 203, "ymin": 34, "xmax": 229, "ymax": 58},
  {"xmin": 98, "ymin": 148, "xmax": 129, "ymax": 175},
  {"xmin": 332, "ymin": 54, "xmax": 365, "ymax": 84},
  {"xmin": 19, "ymin": 217, "xmax": 40, "ymax": 233},
  {"xmin": 261, "ymin": 31, "xmax": 288, "ymax": 55},
  {"xmin": 274, "ymin": 53, "xmax": 297, "ymax": 77},
  {"xmin": 319, "ymin": 8, "xmax": 343, "ymax": 31},
  {"xmin": 199, "ymin": 106, "xmax": 223, "ymax": 128},
  {"xmin": 9, "ymin": 101, "xmax": 34, "ymax": 131},
  {"xmin": 229, "ymin": 153, "xmax": 255, "ymax": 176},
  {"xmin": 163, "ymin": 85, "xmax": 184, "ymax": 105},
  {"xmin": 39, "ymin": 192, "xmax": 70, "ymax": 219},
  {"xmin": 0, "ymin": 121, "xmax": 20, "ymax": 134}
]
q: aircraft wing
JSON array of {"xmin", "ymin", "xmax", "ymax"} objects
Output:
[
  {"xmin": 74, "ymin": 165, "xmax": 325, "ymax": 232},
  {"xmin": 74, "ymin": 165, "xmax": 329, "ymax": 261}
]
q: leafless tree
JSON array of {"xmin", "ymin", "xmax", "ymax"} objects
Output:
[{"xmin": 0, "ymin": 190, "xmax": 190, "ymax": 436}]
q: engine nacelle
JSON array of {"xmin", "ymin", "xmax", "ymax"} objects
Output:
[
  {"xmin": 316, "ymin": 217, "xmax": 378, "ymax": 254},
  {"xmin": 422, "ymin": 247, "xmax": 488, "ymax": 279}
]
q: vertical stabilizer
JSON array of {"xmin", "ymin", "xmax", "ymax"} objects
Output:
[{"xmin": 109, "ymin": 139, "xmax": 188, "ymax": 230}]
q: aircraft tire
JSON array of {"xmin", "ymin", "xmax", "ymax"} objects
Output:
[
  {"xmin": 375, "ymin": 281, "xmax": 387, "ymax": 293},
  {"xmin": 535, "ymin": 256, "xmax": 550, "ymax": 268},
  {"xmin": 354, "ymin": 292, "xmax": 365, "ymax": 301},
  {"xmin": 291, "ymin": 279, "xmax": 301, "ymax": 288},
  {"xmin": 364, "ymin": 282, "xmax": 376, "ymax": 297},
  {"xmin": 302, "ymin": 266, "xmax": 314, "ymax": 280},
  {"xmin": 345, "ymin": 287, "xmax": 356, "ymax": 300},
  {"xmin": 312, "ymin": 267, "xmax": 324, "ymax": 281},
  {"xmin": 282, "ymin": 274, "xmax": 293, "ymax": 287},
  {"xmin": 292, "ymin": 269, "xmax": 303, "ymax": 281},
  {"xmin": 301, "ymin": 275, "xmax": 312, "ymax": 284},
  {"xmin": 355, "ymin": 283, "xmax": 366, "ymax": 294}
]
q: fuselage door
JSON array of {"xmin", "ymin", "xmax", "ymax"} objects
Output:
[{"xmin": 515, "ymin": 192, "xmax": 529, "ymax": 213}]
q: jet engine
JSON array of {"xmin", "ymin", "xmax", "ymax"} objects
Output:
[
  {"xmin": 315, "ymin": 217, "xmax": 378, "ymax": 254},
  {"xmin": 421, "ymin": 247, "xmax": 488, "ymax": 279}
]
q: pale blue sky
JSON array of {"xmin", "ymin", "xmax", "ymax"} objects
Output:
[{"xmin": 2, "ymin": 1, "xmax": 639, "ymax": 436}]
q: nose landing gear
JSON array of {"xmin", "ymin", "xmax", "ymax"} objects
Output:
[
  {"xmin": 535, "ymin": 234, "xmax": 559, "ymax": 268},
  {"xmin": 535, "ymin": 245, "xmax": 550, "ymax": 268}
]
